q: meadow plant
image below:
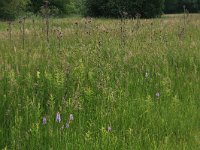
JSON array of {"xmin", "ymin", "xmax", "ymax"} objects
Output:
[
  {"xmin": 56, "ymin": 112, "xmax": 61, "ymax": 123},
  {"xmin": 0, "ymin": 14, "xmax": 199, "ymax": 149}
]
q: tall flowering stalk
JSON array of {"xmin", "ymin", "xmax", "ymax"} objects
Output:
[
  {"xmin": 56, "ymin": 112, "xmax": 61, "ymax": 123},
  {"xmin": 43, "ymin": 116, "xmax": 47, "ymax": 125}
]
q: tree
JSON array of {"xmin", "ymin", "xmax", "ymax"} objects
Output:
[
  {"xmin": 164, "ymin": 0, "xmax": 200, "ymax": 13},
  {"xmin": 85, "ymin": 0, "xmax": 165, "ymax": 18},
  {"xmin": 0, "ymin": 0, "xmax": 29, "ymax": 20},
  {"xmin": 29, "ymin": 0, "xmax": 75, "ymax": 15}
]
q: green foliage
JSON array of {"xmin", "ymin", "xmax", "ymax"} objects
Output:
[
  {"xmin": 0, "ymin": 0, "xmax": 29, "ymax": 20},
  {"xmin": 85, "ymin": 0, "xmax": 165, "ymax": 18},
  {"xmin": 0, "ymin": 14, "xmax": 200, "ymax": 149},
  {"xmin": 29, "ymin": 0, "xmax": 75, "ymax": 15},
  {"xmin": 164, "ymin": 0, "xmax": 200, "ymax": 13}
]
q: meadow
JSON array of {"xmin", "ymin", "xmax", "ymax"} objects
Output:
[{"xmin": 0, "ymin": 14, "xmax": 200, "ymax": 149}]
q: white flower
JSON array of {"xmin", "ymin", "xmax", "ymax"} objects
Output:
[
  {"xmin": 145, "ymin": 72, "xmax": 148, "ymax": 78},
  {"xmin": 69, "ymin": 114, "xmax": 74, "ymax": 121},
  {"xmin": 156, "ymin": 92, "xmax": 160, "ymax": 98},
  {"xmin": 66, "ymin": 122, "xmax": 70, "ymax": 128},
  {"xmin": 108, "ymin": 126, "xmax": 112, "ymax": 132}
]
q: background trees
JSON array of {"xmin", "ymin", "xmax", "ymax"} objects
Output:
[
  {"xmin": 164, "ymin": 0, "xmax": 200, "ymax": 13},
  {"xmin": 0, "ymin": 0, "xmax": 200, "ymax": 20},
  {"xmin": 0, "ymin": 0, "xmax": 29, "ymax": 20},
  {"xmin": 28, "ymin": 0, "xmax": 75, "ymax": 15},
  {"xmin": 85, "ymin": 0, "xmax": 165, "ymax": 18}
]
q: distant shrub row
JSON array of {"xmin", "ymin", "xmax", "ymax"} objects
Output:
[
  {"xmin": 164, "ymin": 0, "xmax": 200, "ymax": 14},
  {"xmin": 85, "ymin": 0, "xmax": 165, "ymax": 18},
  {"xmin": 0, "ymin": 0, "xmax": 200, "ymax": 20}
]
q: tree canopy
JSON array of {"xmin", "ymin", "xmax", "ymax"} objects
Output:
[
  {"xmin": 0, "ymin": 0, "xmax": 29, "ymax": 20},
  {"xmin": 28, "ymin": 0, "xmax": 74, "ymax": 15},
  {"xmin": 85, "ymin": 0, "xmax": 165, "ymax": 18},
  {"xmin": 0, "ymin": 0, "xmax": 200, "ymax": 20},
  {"xmin": 164, "ymin": 0, "xmax": 200, "ymax": 13}
]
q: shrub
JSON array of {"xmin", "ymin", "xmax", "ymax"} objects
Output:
[
  {"xmin": 85, "ymin": 0, "xmax": 165, "ymax": 18},
  {"xmin": 0, "ymin": 0, "xmax": 29, "ymax": 20}
]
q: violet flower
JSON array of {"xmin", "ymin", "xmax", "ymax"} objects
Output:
[
  {"xmin": 56, "ymin": 112, "xmax": 61, "ymax": 123},
  {"xmin": 43, "ymin": 116, "xmax": 47, "ymax": 125}
]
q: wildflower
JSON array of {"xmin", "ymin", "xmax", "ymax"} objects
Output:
[
  {"xmin": 43, "ymin": 116, "xmax": 47, "ymax": 125},
  {"xmin": 145, "ymin": 72, "xmax": 148, "ymax": 78},
  {"xmin": 69, "ymin": 114, "xmax": 74, "ymax": 121},
  {"xmin": 66, "ymin": 122, "xmax": 70, "ymax": 128},
  {"xmin": 61, "ymin": 125, "xmax": 64, "ymax": 130},
  {"xmin": 108, "ymin": 126, "xmax": 112, "ymax": 132},
  {"xmin": 156, "ymin": 92, "xmax": 160, "ymax": 98},
  {"xmin": 56, "ymin": 112, "xmax": 61, "ymax": 123}
]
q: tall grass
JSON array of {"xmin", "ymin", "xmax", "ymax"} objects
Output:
[{"xmin": 0, "ymin": 14, "xmax": 200, "ymax": 149}]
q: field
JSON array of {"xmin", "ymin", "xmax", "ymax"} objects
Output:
[{"xmin": 0, "ymin": 14, "xmax": 200, "ymax": 149}]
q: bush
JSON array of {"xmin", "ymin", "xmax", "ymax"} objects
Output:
[
  {"xmin": 85, "ymin": 0, "xmax": 165, "ymax": 18},
  {"xmin": 0, "ymin": 0, "xmax": 29, "ymax": 20},
  {"xmin": 164, "ymin": 0, "xmax": 200, "ymax": 13},
  {"xmin": 29, "ymin": 0, "xmax": 74, "ymax": 16}
]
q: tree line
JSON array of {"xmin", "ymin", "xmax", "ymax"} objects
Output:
[
  {"xmin": 0, "ymin": 0, "xmax": 200, "ymax": 20},
  {"xmin": 164, "ymin": 0, "xmax": 200, "ymax": 13}
]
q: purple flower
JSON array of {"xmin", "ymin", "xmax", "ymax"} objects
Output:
[
  {"xmin": 108, "ymin": 126, "xmax": 112, "ymax": 132},
  {"xmin": 56, "ymin": 112, "xmax": 61, "ymax": 123},
  {"xmin": 43, "ymin": 116, "xmax": 47, "ymax": 125},
  {"xmin": 69, "ymin": 114, "xmax": 74, "ymax": 121}
]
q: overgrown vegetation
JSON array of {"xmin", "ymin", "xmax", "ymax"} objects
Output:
[{"xmin": 0, "ymin": 14, "xmax": 200, "ymax": 149}]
